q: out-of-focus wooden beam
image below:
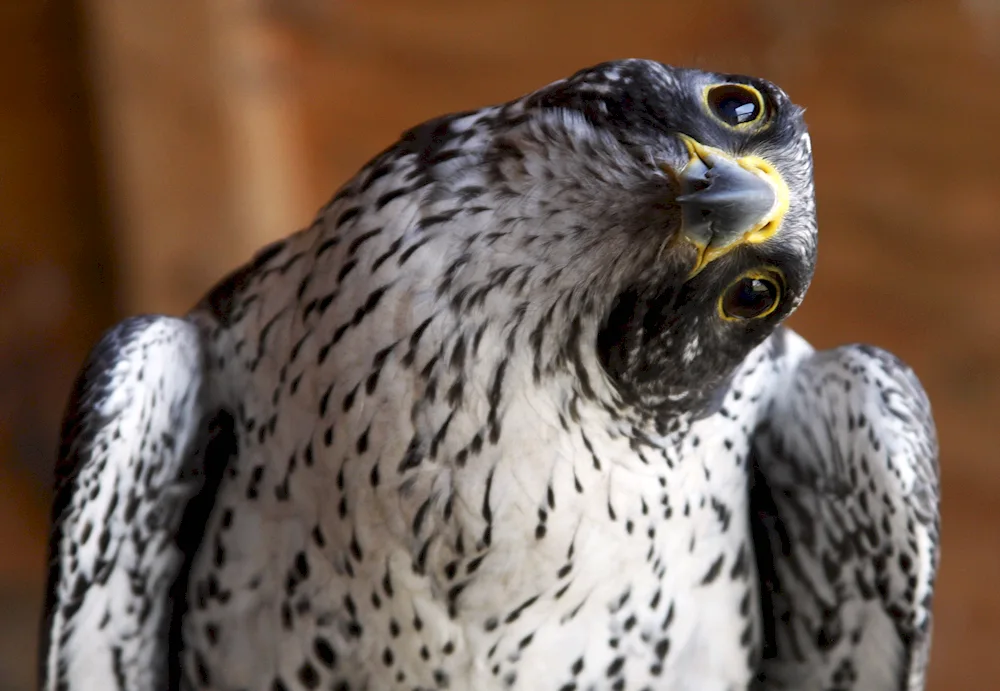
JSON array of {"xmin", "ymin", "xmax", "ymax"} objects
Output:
[
  {"xmin": 80, "ymin": 0, "xmax": 318, "ymax": 314},
  {"xmin": 82, "ymin": 0, "xmax": 231, "ymax": 314}
]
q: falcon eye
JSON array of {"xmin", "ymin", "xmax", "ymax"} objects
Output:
[
  {"xmin": 719, "ymin": 271, "xmax": 782, "ymax": 320},
  {"xmin": 706, "ymin": 84, "xmax": 764, "ymax": 128}
]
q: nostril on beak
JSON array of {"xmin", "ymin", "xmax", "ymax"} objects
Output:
[{"xmin": 689, "ymin": 178, "xmax": 711, "ymax": 193}]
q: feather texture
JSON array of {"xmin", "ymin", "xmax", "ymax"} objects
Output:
[
  {"xmin": 41, "ymin": 317, "xmax": 216, "ymax": 691},
  {"xmin": 751, "ymin": 335, "xmax": 940, "ymax": 690}
]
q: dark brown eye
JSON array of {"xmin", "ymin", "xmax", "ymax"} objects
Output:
[
  {"xmin": 706, "ymin": 84, "xmax": 764, "ymax": 127},
  {"xmin": 720, "ymin": 274, "xmax": 781, "ymax": 320}
]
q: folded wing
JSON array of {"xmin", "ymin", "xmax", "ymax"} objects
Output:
[
  {"xmin": 751, "ymin": 343, "xmax": 940, "ymax": 690},
  {"xmin": 39, "ymin": 316, "xmax": 225, "ymax": 691}
]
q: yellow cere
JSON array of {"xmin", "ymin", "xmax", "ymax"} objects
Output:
[{"xmin": 676, "ymin": 134, "xmax": 791, "ymax": 278}]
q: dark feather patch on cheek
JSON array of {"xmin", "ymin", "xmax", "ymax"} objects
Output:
[
  {"xmin": 596, "ymin": 287, "xmax": 643, "ymax": 382},
  {"xmin": 595, "ymin": 247, "xmax": 804, "ymax": 416}
]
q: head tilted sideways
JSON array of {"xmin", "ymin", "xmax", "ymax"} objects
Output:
[{"xmin": 394, "ymin": 59, "xmax": 817, "ymax": 416}]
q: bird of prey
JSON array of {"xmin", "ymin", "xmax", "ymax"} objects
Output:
[{"xmin": 39, "ymin": 59, "xmax": 940, "ymax": 691}]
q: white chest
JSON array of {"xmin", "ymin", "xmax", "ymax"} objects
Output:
[
  {"xmin": 413, "ymin": 395, "xmax": 762, "ymax": 691},
  {"xmin": 182, "ymin": 270, "xmax": 777, "ymax": 691},
  {"xmin": 184, "ymin": 373, "xmax": 763, "ymax": 691}
]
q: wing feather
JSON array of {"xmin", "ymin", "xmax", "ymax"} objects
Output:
[
  {"xmin": 751, "ymin": 341, "xmax": 940, "ymax": 690},
  {"xmin": 39, "ymin": 316, "xmax": 217, "ymax": 691}
]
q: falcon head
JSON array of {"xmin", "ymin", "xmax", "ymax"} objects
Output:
[{"xmin": 395, "ymin": 59, "xmax": 817, "ymax": 416}]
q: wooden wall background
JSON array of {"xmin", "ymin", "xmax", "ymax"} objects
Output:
[{"xmin": 2, "ymin": 0, "xmax": 998, "ymax": 688}]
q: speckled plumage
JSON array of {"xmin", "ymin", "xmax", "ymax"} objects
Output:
[{"xmin": 40, "ymin": 60, "xmax": 940, "ymax": 691}]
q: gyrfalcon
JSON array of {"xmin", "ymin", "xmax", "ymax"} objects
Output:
[{"xmin": 39, "ymin": 59, "xmax": 941, "ymax": 691}]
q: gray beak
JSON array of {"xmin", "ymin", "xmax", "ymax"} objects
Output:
[{"xmin": 676, "ymin": 150, "xmax": 777, "ymax": 251}]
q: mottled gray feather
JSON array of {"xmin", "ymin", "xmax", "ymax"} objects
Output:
[{"xmin": 751, "ymin": 340, "xmax": 940, "ymax": 691}]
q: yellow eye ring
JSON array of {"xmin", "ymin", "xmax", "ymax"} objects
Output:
[
  {"xmin": 703, "ymin": 83, "xmax": 766, "ymax": 130},
  {"xmin": 718, "ymin": 268, "xmax": 784, "ymax": 321}
]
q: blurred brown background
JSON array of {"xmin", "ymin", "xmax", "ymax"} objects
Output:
[{"xmin": 2, "ymin": 0, "xmax": 998, "ymax": 689}]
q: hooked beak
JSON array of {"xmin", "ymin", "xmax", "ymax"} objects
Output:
[{"xmin": 663, "ymin": 134, "xmax": 790, "ymax": 276}]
